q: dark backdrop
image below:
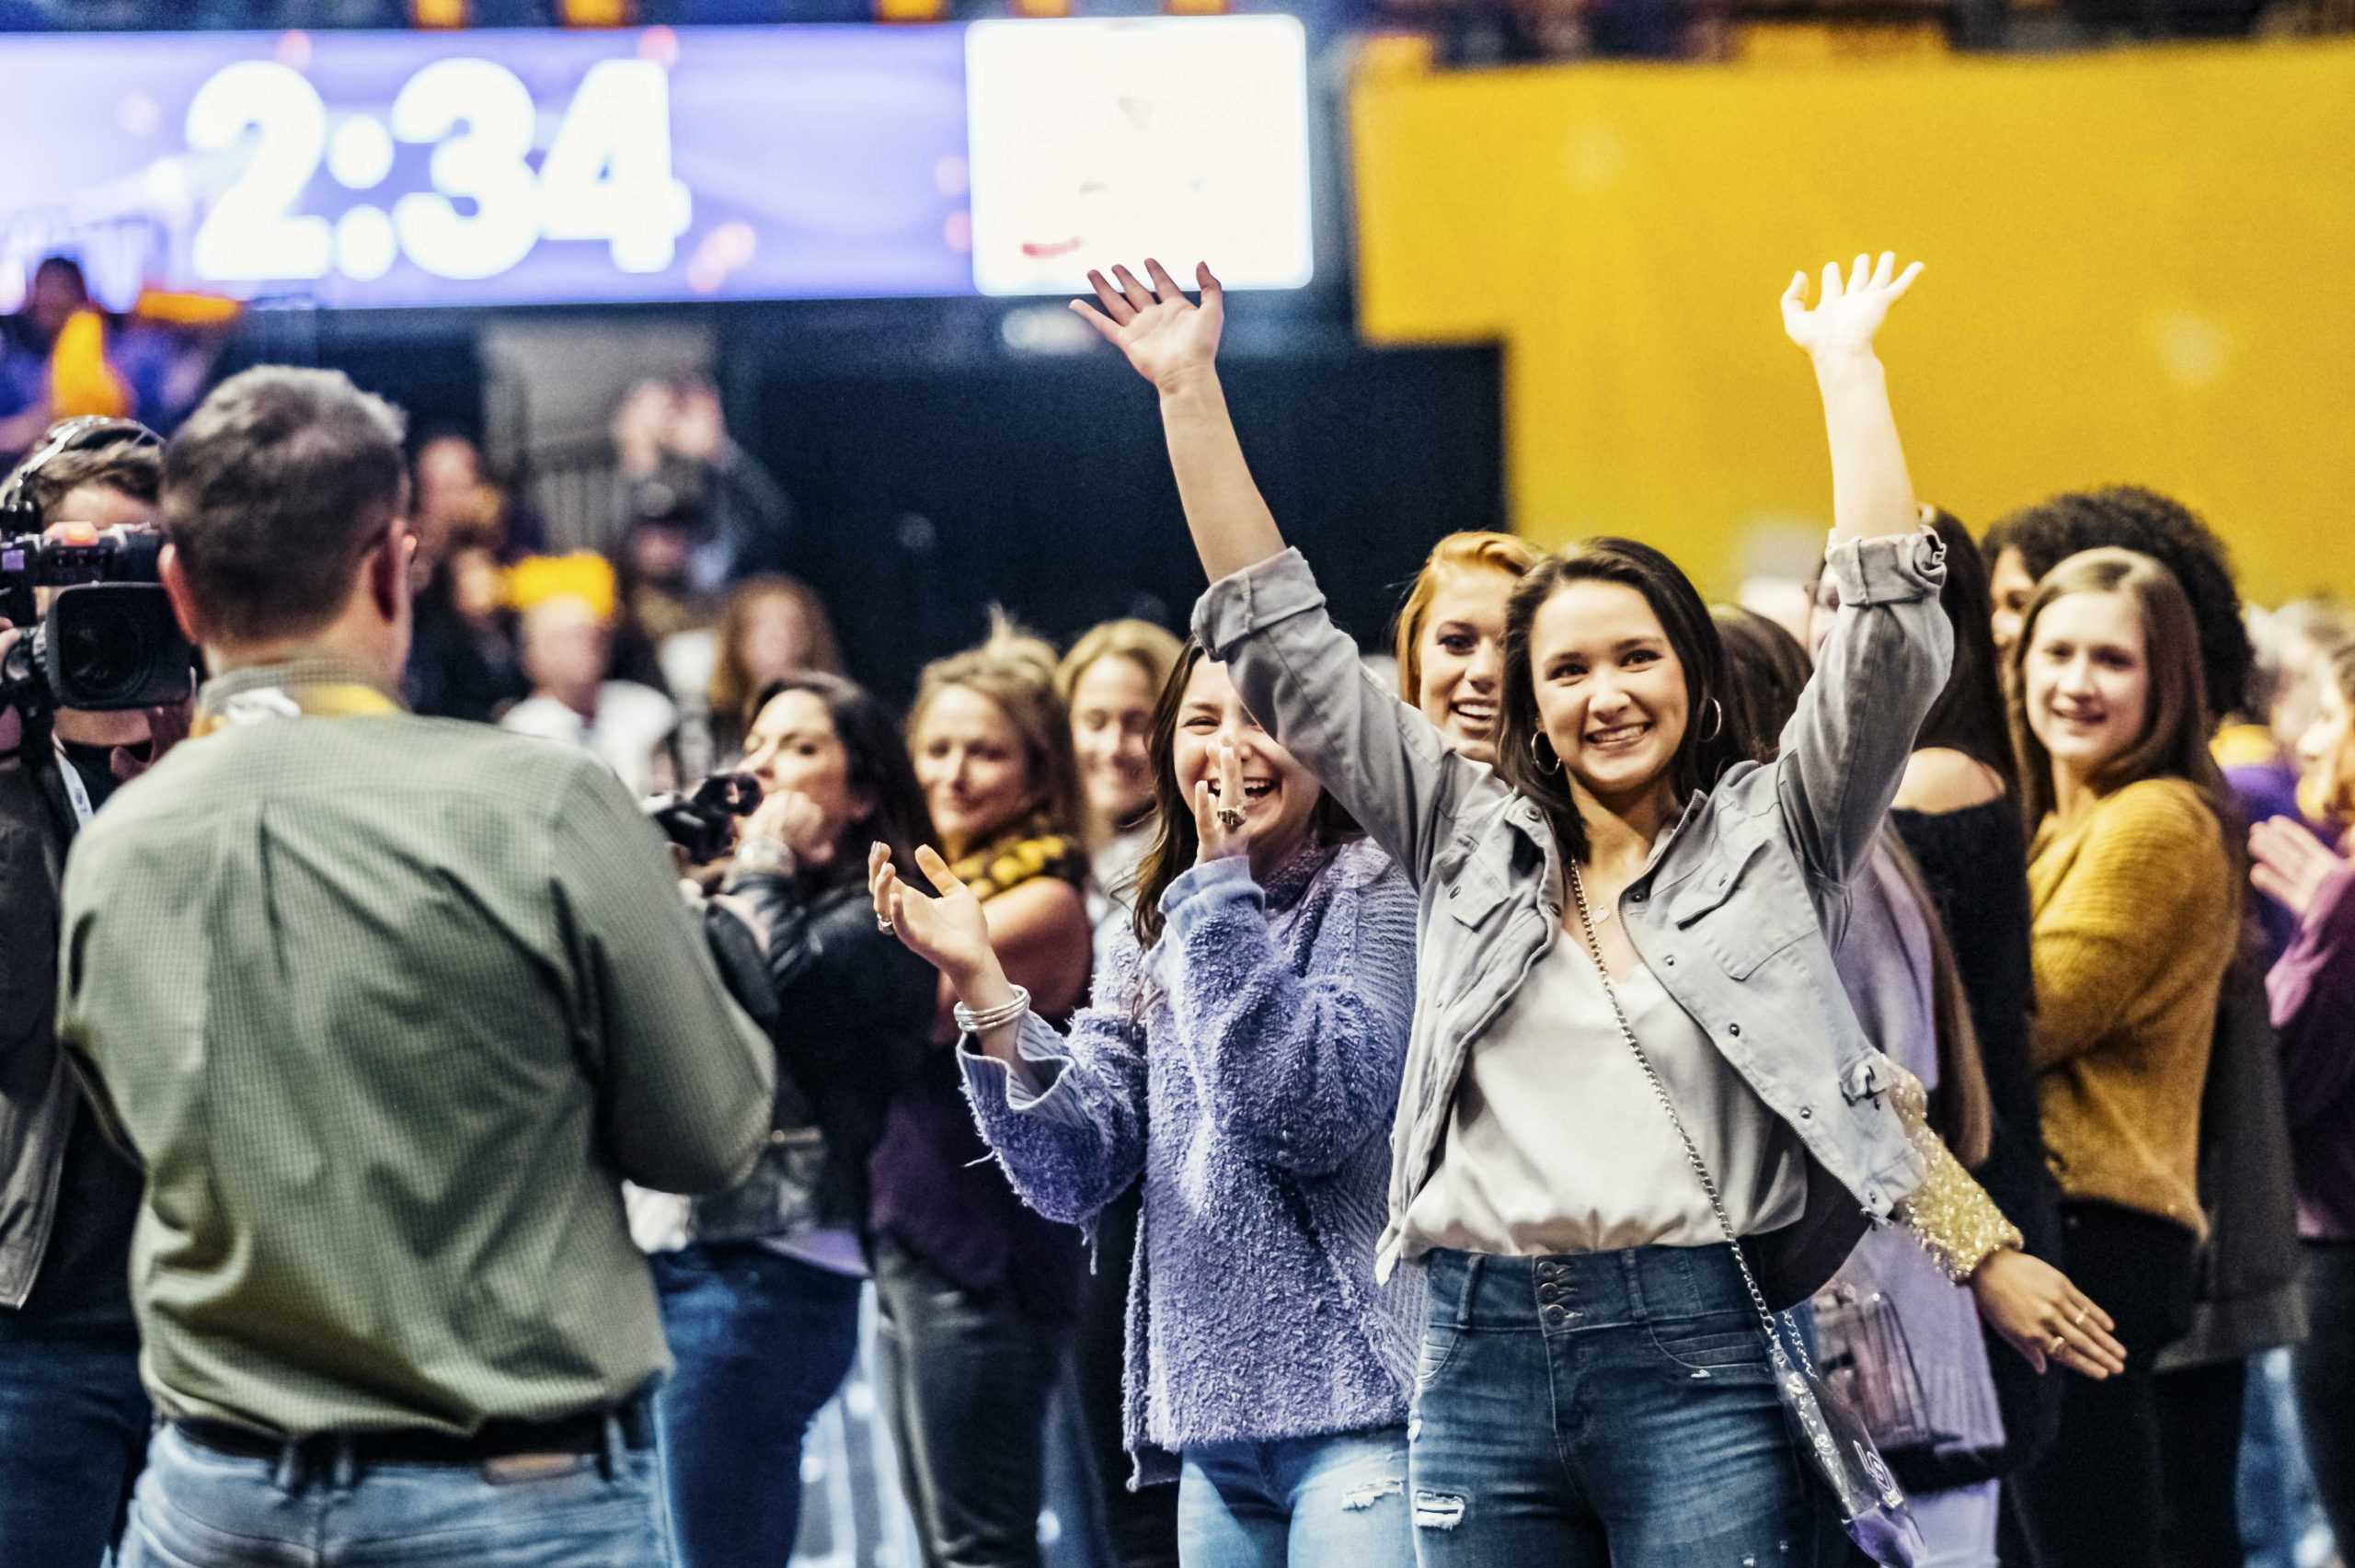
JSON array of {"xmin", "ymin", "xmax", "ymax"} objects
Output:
[{"xmin": 742, "ymin": 336, "xmax": 1504, "ymax": 702}]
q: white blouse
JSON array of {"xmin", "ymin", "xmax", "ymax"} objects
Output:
[{"xmin": 1402, "ymin": 933, "xmax": 1808, "ymax": 1260}]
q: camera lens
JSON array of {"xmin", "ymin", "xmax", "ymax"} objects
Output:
[{"xmin": 58, "ymin": 596, "xmax": 153, "ymax": 704}]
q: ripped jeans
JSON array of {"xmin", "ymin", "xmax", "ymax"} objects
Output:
[
  {"xmin": 1178, "ymin": 1427, "xmax": 1415, "ymax": 1567},
  {"xmin": 1406, "ymin": 1248, "xmax": 1848, "ymax": 1568}
]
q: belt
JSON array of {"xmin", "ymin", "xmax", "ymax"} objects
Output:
[{"xmin": 177, "ymin": 1398, "xmax": 655, "ymax": 1469}]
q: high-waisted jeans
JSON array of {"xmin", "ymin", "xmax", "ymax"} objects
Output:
[{"xmin": 1406, "ymin": 1246, "xmax": 1847, "ymax": 1567}]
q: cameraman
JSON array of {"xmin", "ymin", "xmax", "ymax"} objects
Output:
[
  {"xmin": 0, "ymin": 418, "xmax": 182, "ymax": 1562},
  {"xmin": 54, "ymin": 367, "xmax": 775, "ymax": 1567}
]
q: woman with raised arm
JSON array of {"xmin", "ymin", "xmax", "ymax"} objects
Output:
[
  {"xmin": 1069, "ymin": 256, "xmax": 2123, "ymax": 1565},
  {"xmin": 872, "ymin": 644, "xmax": 1420, "ymax": 1567}
]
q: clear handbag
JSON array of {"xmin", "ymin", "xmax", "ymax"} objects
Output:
[
  {"xmin": 1568, "ymin": 867, "xmax": 1926, "ymax": 1568},
  {"xmin": 1809, "ymin": 1275, "xmax": 1953, "ymax": 1458}
]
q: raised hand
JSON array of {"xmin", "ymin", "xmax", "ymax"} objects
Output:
[
  {"xmin": 869, "ymin": 841, "xmax": 999, "ymax": 989},
  {"xmin": 1192, "ymin": 738, "xmax": 1252, "ymax": 866},
  {"xmin": 1970, "ymin": 1247, "xmax": 2129, "ymax": 1379},
  {"xmin": 1782, "ymin": 251, "xmax": 1924, "ymax": 361},
  {"xmin": 1071, "ymin": 259, "xmax": 1224, "ymax": 393},
  {"xmin": 2251, "ymin": 815, "xmax": 2349, "ymax": 920}
]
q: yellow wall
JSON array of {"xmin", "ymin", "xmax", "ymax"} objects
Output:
[{"xmin": 1350, "ymin": 40, "xmax": 2355, "ymax": 602}]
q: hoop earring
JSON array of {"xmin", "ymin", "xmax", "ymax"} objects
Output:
[
  {"xmin": 1529, "ymin": 730, "xmax": 1562, "ymax": 775},
  {"xmin": 1698, "ymin": 696, "xmax": 1725, "ymax": 742}
]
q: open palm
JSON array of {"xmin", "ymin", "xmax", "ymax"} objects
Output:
[
  {"xmin": 1072, "ymin": 260, "xmax": 1225, "ymax": 391},
  {"xmin": 869, "ymin": 841, "xmax": 994, "ymax": 983},
  {"xmin": 1782, "ymin": 251, "xmax": 1924, "ymax": 359}
]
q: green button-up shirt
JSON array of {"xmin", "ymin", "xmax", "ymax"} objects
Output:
[{"xmin": 56, "ymin": 658, "xmax": 774, "ymax": 1436}]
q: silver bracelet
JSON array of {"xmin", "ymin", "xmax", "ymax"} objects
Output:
[
  {"xmin": 953, "ymin": 984, "xmax": 1032, "ymax": 1036},
  {"xmin": 731, "ymin": 834, "xmax": 797, "ymax": 879}
]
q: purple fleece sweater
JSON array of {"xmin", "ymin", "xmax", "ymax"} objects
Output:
[{"xmin": 960, "ymin": 838, "xmax": 1422, "ymax": 1482}]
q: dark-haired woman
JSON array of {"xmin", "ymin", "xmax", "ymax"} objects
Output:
[
  {"xmin": 873, "ymin": 645, "xmax": 1419, "ymax": 1566},
  {"xmin": 648, "ymin": 673, "xmax": 939, "ymax": 1567},
  {"xmin": 1067, "ymin": 253, "xmax": 2121, "ymax": 1565},
  {"xmin": 2000, "ymin": 549, "xmax": 2245, "ymax": 1568},
  {"xmin": 1813, "ymin": 514, "xmax": 2068, "ymax": 1509}
]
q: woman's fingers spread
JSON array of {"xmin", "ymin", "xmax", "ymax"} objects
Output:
[
  {"xmin": 1890, "ymin": 260, "xmax": 1924, "ymax": 297},
  {"xmin": 1872, "ymin": 251, "xmax": 1896, "ymax": 289},
  {"xmin": 1111, "ymin": 263, "xmax": 1155, "ymax": 312},
  {"xmin": 1196, "ymin": 261, "xmax": 1223, "ymax": 300},
  {"xmin": 913, "ymin": 842, "xmax": 963, "ymax": 896},
  {"xmin": 1782, "ymin": 270, "xmax": 1808, "ymax": 313},
  {"xmin": 1086, "ymin": 269, "xmax": 1132, "ymax": 323},
  {"xmin": 1070, "ymin": 300, "xmax": 1125, "ymax": 346},
  {"xmin": 1821, "ymin": 260, "xmax": 1844, "ymax": 303},
  {"xmin": 1849, "ymin": 254, "xmax": 1872, "ymax": 293},
  {"xmin": 1143, "ymin": 258, "xmax": 1186, "ymax": 300}
]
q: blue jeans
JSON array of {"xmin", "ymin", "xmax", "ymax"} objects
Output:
[
  {"xmin": 652, "ymin": 1242, "xmax": 865, "ymax": 1567},
  {"xmin": 1405, "ymin": 1248, "xmax": 1845, "ymax": 1567},
  {"xmin": 1178, "ymin": 1428, "xmax": 1414, "ymax": 1568},
  {"xmin": 119, "ymin": 1419, "xmax": 670, "ymax": 1566},
  {"xmin": 0, "ymin": 1321, "xmax": 149, "ymax": 1562}
]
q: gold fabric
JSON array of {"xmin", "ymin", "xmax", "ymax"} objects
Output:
[{"xmin": 1889, "ymin": 1067, "xmax": 2023, "ymax": 1285}]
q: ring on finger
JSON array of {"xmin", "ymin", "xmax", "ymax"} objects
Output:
[
  {"xmin": 1215, "ymin": 807, "xmax": 1246, "ymax": 831},
  {"xmin": 2072, "ymin": 1307, "xmax": 2089, "ymax": 1327},
  {"xmin": 2047, "ymin": 1333, "xmax": 2067, "ymax": 1356},
  {"xmin": 877, "ymin": 916, "xmax": 895, "ymax": 934}
]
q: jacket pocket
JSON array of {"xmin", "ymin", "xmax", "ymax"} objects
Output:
[
  {"xmin": 1669, "ymin": 838, "xmax": 1810, "ymax": 980},
  {"xmin": 1441, "ymin": 864, "xmax": 1509, "ymax": 931}
]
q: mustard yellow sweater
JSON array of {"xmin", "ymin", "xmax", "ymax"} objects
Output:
[{"xmin": 2028, "ymin": 777, "xmax": 2235, "ymax": 1238}]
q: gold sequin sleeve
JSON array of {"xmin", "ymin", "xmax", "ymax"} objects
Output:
[{"xmin": 1888, "ymin": 1066, "xmax": 2023, "ymax": 1283}]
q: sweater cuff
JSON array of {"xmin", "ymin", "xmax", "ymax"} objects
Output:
[
  {"xmin": 1161, "ymin": 855, "xmax": 1264, "ymax": 944},
  {"xmin": 1191, "ymin": 548, "xmax": 1327, "ymax": 662},
  {"xmin": 957, "ymin": 1015, "xmax": 1091, "ymax": 1128},
  {"xmin": 2303, "ymin": 862, "xmax": 2355, "ymax": 939},
  {"xmin": 1824, "ymin": 528, "xmax": 1947, "ymax": 608}
]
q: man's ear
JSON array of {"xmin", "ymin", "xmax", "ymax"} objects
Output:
[
  {"xmin": 157, "ymin": 543, "xmax": 207, "ymax": 645},
  {"xmin": 365, "ymin": 525, "xmax": 413, "ymax": 623}
]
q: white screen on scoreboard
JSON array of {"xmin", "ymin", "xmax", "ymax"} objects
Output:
[{"xmin": 962, "ymin": 17, "xmax": 1315, "ymax": 297}]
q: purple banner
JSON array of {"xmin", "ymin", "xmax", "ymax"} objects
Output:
[{"xmin": 0, "ymin": 26, "xmax": 973, "ymax": 309}]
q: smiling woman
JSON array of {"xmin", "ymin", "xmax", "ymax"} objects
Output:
[
  {"xmin": 2003, "ymin": 546, "xmax": 2244, "ymax": 1568},
  {"xmin": 1391, "ymin": 532, "xmax": 1541, "ymax": 768}
]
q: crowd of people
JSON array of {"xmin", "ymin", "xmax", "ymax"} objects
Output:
[{"xmin": 0, "ymin": 250, "xmax": 2348, "ymax": 1568}]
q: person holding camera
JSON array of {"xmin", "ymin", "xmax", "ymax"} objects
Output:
[
  {"xmin": 0, "ymin": 416, "xmax": 188, "ymax": 1564},
  {"xmin": 52, "ymin": 366, "xmax": 776, "ymax": 1568}
]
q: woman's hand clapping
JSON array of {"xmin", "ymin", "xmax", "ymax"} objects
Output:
[
  {"xmin": 2250, "ymin": 816, "xmax": 2349, "ymax": 920},
  {"xmin": 1781, "ymin": 252, "xmax": 1923, "ymax": 362},
  {"xmin": 1071, "ymin": 260, "xmax": 1225, "ymax": 395}
]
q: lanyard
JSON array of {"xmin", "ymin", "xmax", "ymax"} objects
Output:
[
  {"xmin": 52, "ymin": 734, "xmax": 95, "ymax": 828},
  {"xmin": 189, "ymin": 681, "xmax": 401, "ymax": 738}
]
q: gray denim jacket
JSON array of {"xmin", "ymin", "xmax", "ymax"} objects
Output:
[{"xmin": 1194, "ymin": 532, "xmax": 1954, "ymax": 1307}]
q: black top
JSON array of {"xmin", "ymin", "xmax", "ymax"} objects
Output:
[
  {"xmin": 1892, "ymin": 795, "xmax": 2064, "ymax": 1479},
  {"xmin": 11, "ymin": 743, "xmax": 140, "ymax": 1335}
]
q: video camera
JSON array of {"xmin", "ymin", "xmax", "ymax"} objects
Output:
[
  {"xmin": 643, "ymin": 772, "xmax": 763, "ymax": 864},
  {"xmin": 0, "ymin": 418, "xmax": 194, "ymax": 720}
]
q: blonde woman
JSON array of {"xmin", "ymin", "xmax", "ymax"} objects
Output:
[{"xmin": 873, "ymin": 616, "xmax": 1092, "ymax": 1568}]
